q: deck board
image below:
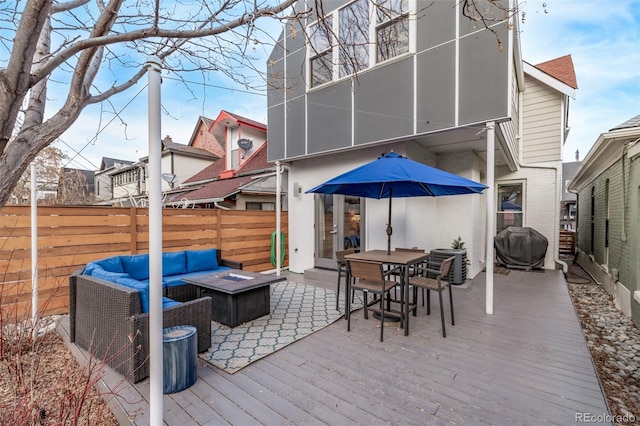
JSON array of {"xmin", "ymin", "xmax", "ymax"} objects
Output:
[{"xmin": 59, "ymin": 268, "xmax": 611, "ymax": 425}]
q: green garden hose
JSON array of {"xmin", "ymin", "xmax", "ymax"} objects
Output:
[{"xmin": 270, "ymin": 230, "xmax": 285, "ymax": 266}]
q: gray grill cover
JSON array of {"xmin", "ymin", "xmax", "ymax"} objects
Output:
[{"xmin": 494, "ymin": 227, "xmax": 548, "ymax": 269}]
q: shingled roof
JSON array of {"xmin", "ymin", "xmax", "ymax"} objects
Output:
[
  {"xmin": 534, "ymin": 55, "xmax": 578, "ymax": 90},
  {"xmin": 183, "ymin": 142, "xmax": 271, "ymax": 184},
  {"xmin": 162, "ymin": 138, "xmax": 218, "ymax": 160},
  {"xmin": 221, "ymin": 110, "xmax": 266, "ymax": 129},
  {"xmin": 178, "ymin": 143, "xmax": 275, "ymax": 202},
  {"xmin": 99, "ymin": 157, "xmax": 133, "ymax": 170},
  {"xmin": 610, "ymin": 114, "xmax": 640, "ymax": 131}
]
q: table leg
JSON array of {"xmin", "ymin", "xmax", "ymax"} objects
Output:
[
  {"xmin": 346, "ymin": 267, "xmax": 351, "ymax": 330},
  {"xmin": 404, "ymin": 264, "xmax": 409, "ymax": 336}
]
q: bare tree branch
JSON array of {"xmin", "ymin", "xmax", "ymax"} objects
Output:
[{"xmin": 0, "ymin": 0, "xmax": 511, "ymax": 208}]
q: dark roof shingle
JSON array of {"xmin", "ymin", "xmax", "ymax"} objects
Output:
[{"xmin": 610, "ymin": 114, "xmax": 640, "ymax": 131}]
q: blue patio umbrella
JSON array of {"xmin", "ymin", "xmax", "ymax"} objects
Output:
[{"xmin": 306, "ymin": 152, "xmax": 488, "ymax": 254}]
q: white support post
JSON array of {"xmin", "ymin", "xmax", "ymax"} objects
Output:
[
  {"xmin": 30, "ymin": 162, "xmax": 38, "ymax": 325},
  {"xmin": 485, "ymin": 121, "xmax": 495, "ymax": 315},
  {"xmin": 146, "ymin": 55, "xmax": 164, "ymax": 424},
  {"xmin": 275, "ymin": 161, "xmax": 282, "ymax": 276}
]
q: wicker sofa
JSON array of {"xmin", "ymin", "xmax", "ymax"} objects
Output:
[{"xmin": 68, "ymin": 248, "xmax": 242, "ymax": 383}]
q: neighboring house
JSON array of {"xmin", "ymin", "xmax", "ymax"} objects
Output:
[
  {"xmin": 108, "ymin": 135, "xmax": 218, "ymax": 206},
  {"xmin": 187, "ymin": 116, "xmax": 226, "ymax": 158},
  {"xmin": 109, "ymin": 162, "xmax": 147, "ymax": 206},
  {"xmin": 561, "ymin": 160, "xmax": 581, "ymax": 230},
  {"xmin": 100, "ymin": 111, "xmax": 284, "ymax": 209},
  {"xmin": 568, "ymin": 114, "xmax": 640, "ymax": 326},
  {"xmin": 267, "ymin": 0, "xmax": 577, "ymax": 276},
  {"xmin": 94, "ymin": 157, "xmax": 134, "ymax": 202},
  {"xmin": 170, "ymin": 112, "xmax": 287, "ymax": 210},
  {"xmin": 143, "ymin": 135, "xmax": 219, "ymax": 192}
]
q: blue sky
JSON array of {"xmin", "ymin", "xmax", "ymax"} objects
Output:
[
  {"xmin": 58, "ymin": 0, "xmax": 640, "ymax": 170},
  {"xmin": 520, "ymin": 0, "xmax": 640, "ymax": 163}
]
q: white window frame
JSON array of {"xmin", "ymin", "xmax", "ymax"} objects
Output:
[
  {"xmin": 307, "ymin": 0, "xmax": 415, "ymax": 89},
  {"xmin": 308, "ymin": 16, "xmax": 336, "ymax": 88},
  {"xmin": 496, "ymin": 180, "xmax": 525, "ymax": 233},
  {"xmin": 374, "ymin": 0, "xmax": 411, "ymax": 64}
]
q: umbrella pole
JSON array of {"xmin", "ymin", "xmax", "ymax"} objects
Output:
[{"xmin": 387, "ymin": 187, "xmax": 393, "ymax": 255}]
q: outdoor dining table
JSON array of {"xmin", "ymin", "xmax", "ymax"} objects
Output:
[{"xmin": 344, "ymin": 249, "xmax": 430, "ymax": 336}]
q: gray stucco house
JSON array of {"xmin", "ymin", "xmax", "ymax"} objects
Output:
[
  {"xmin": 266, "ymin": 0, "xmax": 577, "ymax": 292},
  {"xmin": 568, "ymin": 115, "xmax": 640, "ymax": 327}
]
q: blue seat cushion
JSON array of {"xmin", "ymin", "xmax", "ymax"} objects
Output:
[
  {"xmin": 84, "ymin": 256, "xmax": 124, "ymax": 275},
  {"xmin": 186, "ymin": 249, "xmax": 218, "ymax": 272},
  {"xmin": 121, "ymin": 254, "xmax": 150, "ymax": 281},
  {"xmin": 115, "ymin": 277, "xmax": 150, "ymax": 313},
  {"xmin": 162, "ymin": 297, "xmax": 181, "ymax": 310},
  {"xmin": 162, "ymin": 251, "xmax": 187, "ymax": 276},
  {"xmin": 90, "ymin": 267, "xmax": 129, "ymax": 283}
]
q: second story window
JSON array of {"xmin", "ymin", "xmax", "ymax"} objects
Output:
[
  {"xmin": 310, "ymin": 18, "xmax": 333, "ymax": 87},
  {"xmin": 308, "ymin": 0, "xmax": 413, "ymax": 89},
  {"xmin": 376, "ymin": 0, "xmax": 409, "ymax": 62},
  {"xmin": 338, "ymin": 0, "xmax": 370, "ymax": 78}
]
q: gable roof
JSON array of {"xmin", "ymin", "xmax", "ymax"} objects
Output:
[
  {"xmin": 223, "ymin": 111, "xmax": 267, "ymax": 129},
  {"xmin": 210, "ymin": 110, "xmax": 267, "ymax": 132},
  {"xmin": 186, "ymin": 116, "xmax": 215, "ymax": 146},
  {"xmin": 523, "ymin": 54, "xmax": 578, "ymax": 99},
  {"xmin": 534, "ymin": 55, "xmax": 578, "ymax": 90},
  {"xmin": 183, "ymin": 141, "xmax": 271, "ymax": 184},
  {"xmin": 178, "ymin": 143, "xmax": 275, "ymax": 202},
  {"xmin": 99, "ymin": 157, "xmax": 133, "ymax": 171},
  {"xmin": 610, "ymin": 114, "xmax": 640, "ymax": 131},
  {"xmin": 568, "ymin": 113, "xmax": 640, "ymax": 192},
  {"xmin": 161, "ymin": 138, "xmax": 219, "ymax": 160}
]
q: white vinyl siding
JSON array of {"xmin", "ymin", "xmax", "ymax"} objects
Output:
[
  {"xmin": 522, "ymin": 77, "xmax": 562, "ymax": 163},
  {"xmin": 498, "ymin": 63, "xmax": 521, "ymax": 168}
]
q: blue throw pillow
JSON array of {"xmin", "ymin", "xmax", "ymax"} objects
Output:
[
  {"xmin": 186, "ymin": 249, "xmax": 218, "ymax": 272},
  {"xmin": 121, "ymin": 254, "xmax": 150, "ymax": 281},
  {"xmin": 91, "ymin": 267, "xmax": 129, "ymax": 283},
  {"xmin": 115, "ymin": 277, "xmax": 150, "ymax": 313},
  {"xmin": 95, "ymin": 256, "xmax": 124, "ymax": 273},
  {"xmin": 162, "ymin": 251, "xmax": 187, "ymax": 276}
]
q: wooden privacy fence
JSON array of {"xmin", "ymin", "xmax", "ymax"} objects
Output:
[
  {"xmin": 0, "ymin": 205, "xmax": 288, "ymax": 318},
  {"xmin": 559, "ymin": 229, "xmax": 576, "ymax": 255}
]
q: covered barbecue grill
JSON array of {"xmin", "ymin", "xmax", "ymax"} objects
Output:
[{"xmin": 494, "ymin": 226, "xmax": 548, "ymax": 269}]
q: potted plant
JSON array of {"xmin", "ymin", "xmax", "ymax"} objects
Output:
[{"xmin": 451, "ymin": 236, "xmax": 466, "ymax": 250}]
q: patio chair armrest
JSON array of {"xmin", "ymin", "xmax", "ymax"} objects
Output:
[
  {"xmin": 383, "ymin": 266, "xmax": 403, "ymax": 277},
  {"xmin": 415, "ymin": 266, "xmax": 440, "ymax": 276}
]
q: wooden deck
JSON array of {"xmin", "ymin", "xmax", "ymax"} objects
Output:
[{"xmin": 59, "ymin": 268, "xmax": 611, "ymax": 425}]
